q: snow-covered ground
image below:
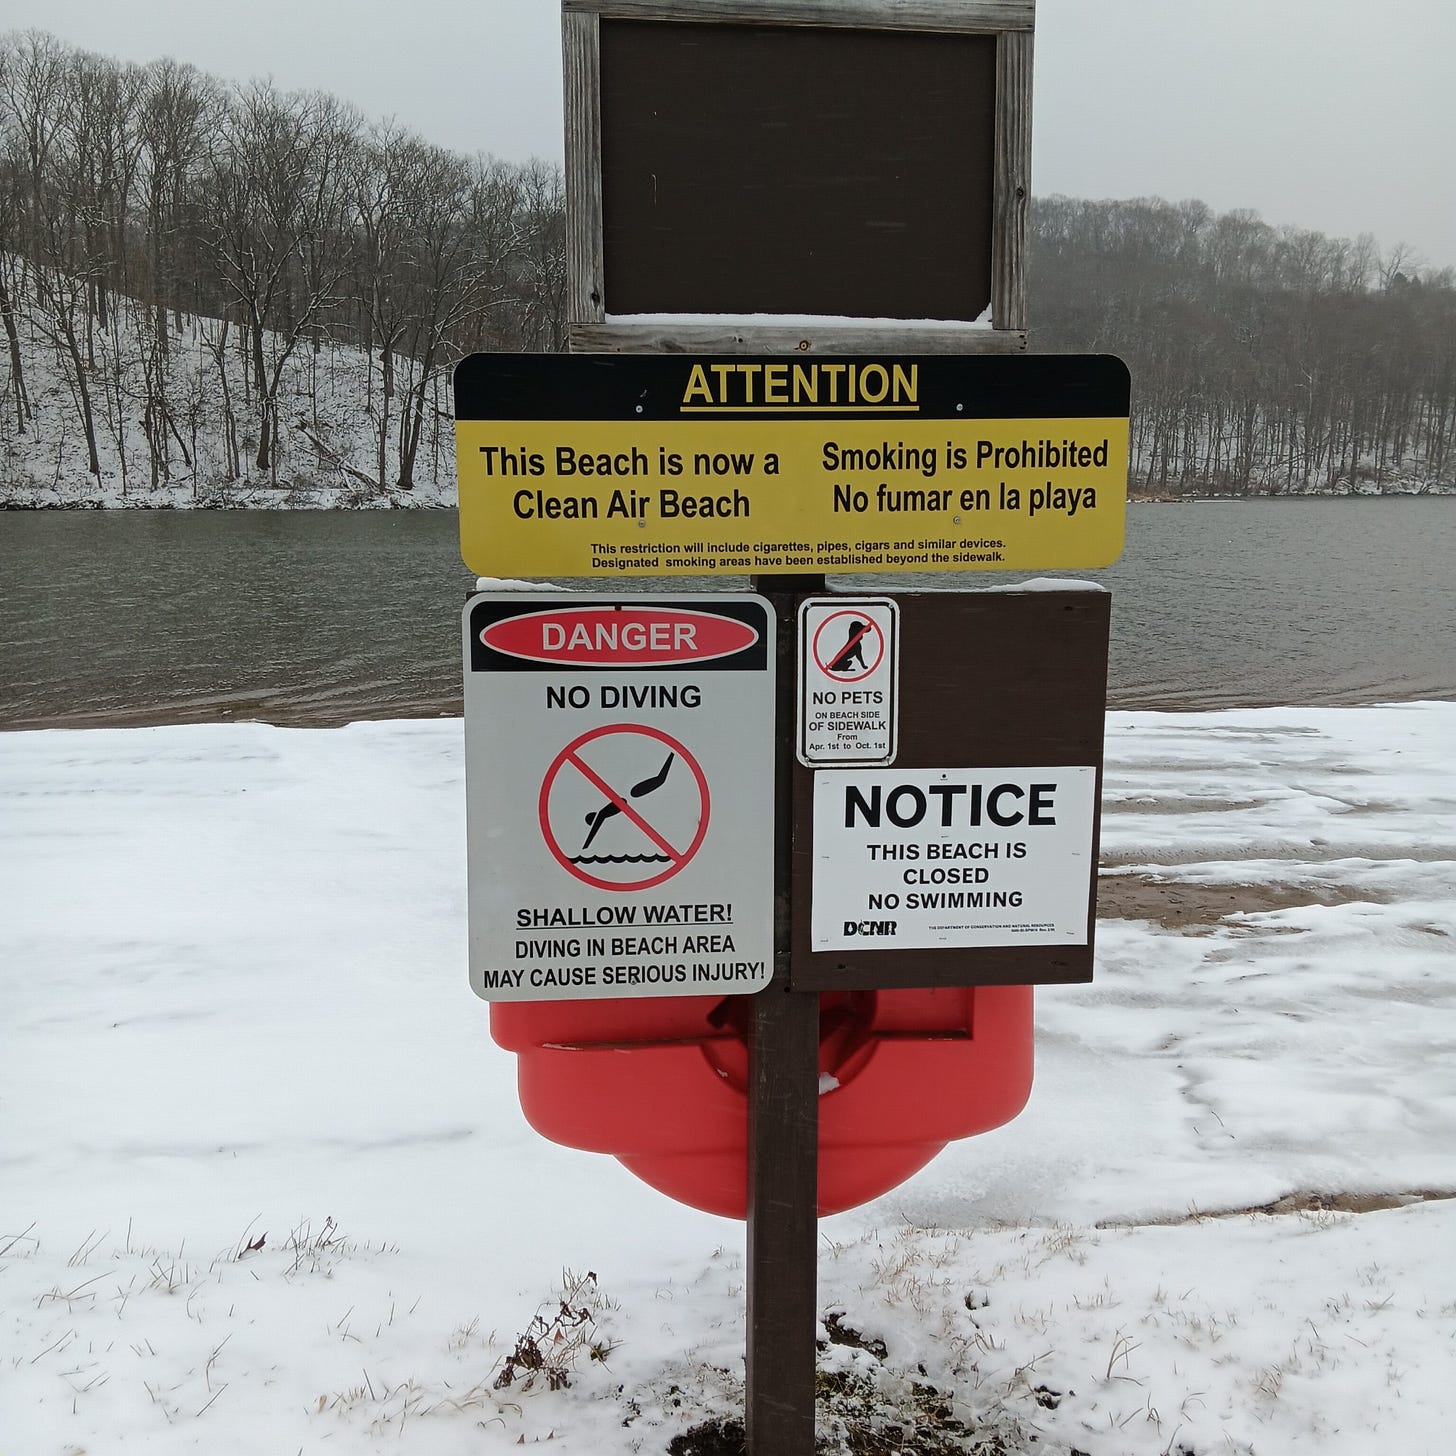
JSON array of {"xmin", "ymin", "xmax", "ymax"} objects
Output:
[{"xmin": 3, "ymin": 703, "xmax": 1455, "ymax": 1454}]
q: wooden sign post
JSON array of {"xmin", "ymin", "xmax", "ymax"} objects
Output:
[
  {"xmin": 748, "ymin": 577, "xmax": 822, "ymax": 1451},
  {"xmin": 454, "ymin": 341, "xmax": 1127, "ymax": 1450},
  {"xmin": 553, "ymin": 3, "xmax": 1049, "ymax": 1450}
]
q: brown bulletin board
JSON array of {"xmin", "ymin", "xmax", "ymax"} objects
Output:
[
  {"xmin": 563, "ymin": 0, "xmax": 1035, "ymax": 354},
  {"xmin": 790, "ymin": 589, "xmax": 1110, "ymax": 990},
  {"xmin": 598, "ymin": 22, "xmax": 996, "ymax": 321}
]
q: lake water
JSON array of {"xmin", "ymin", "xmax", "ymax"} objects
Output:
[{"xmin": 2, "ymin": 498, "xmax": 1453, "ymax": 728}]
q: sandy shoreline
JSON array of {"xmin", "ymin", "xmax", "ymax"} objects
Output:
[{"xmin": 1095, "ymin": 871, "xmax": 1380, "ymax": 928}]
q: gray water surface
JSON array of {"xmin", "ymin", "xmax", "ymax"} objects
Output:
[{"xmin": 2, "ymin": 498, "xmax": 1453, "ymax": 727}]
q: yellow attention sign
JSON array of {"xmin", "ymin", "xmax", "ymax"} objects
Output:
[{"xmin": 455, "ymin": 355, "xmax": 1131, "ymax": 578}]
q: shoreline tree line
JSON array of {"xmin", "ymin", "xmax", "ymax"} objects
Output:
[
  {"xmin": 1, "ymin": 30, "xmax": 1452, "ymax": 502},
  {"xmin": 1032, "ymin": 196, "xmax": 1455, "ymax": 495},
  {"xmin": 0, "ymin": 30, "xmax": 563, "ymax": 499}
]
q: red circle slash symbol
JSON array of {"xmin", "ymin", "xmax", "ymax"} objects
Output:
[
  {"xmin": 538, "ymin": 724, "xmax": 710, "ymax": 891},
  {"xmin": 812, "ymin": 610, "xmax": 885, "ymax": 681}
]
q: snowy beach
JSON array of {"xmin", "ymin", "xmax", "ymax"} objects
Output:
[{"xmin": 3, "ymin": 703, "xmax": 1455, "ymax": 1454}]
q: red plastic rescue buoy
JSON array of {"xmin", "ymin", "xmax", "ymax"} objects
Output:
[{"xmin": 490, "ymin": 984, "xmax": 1033, "ymax": 1218}]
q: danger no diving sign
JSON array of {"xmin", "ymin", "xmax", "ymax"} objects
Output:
[{"xmin": 462, "ymin": 594, "xmax": 776, "ymax": 1001}]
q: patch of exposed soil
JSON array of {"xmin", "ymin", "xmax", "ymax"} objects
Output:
[
  {"xmin": 1248, "ymin": 1188, "xmax": 1456, "ymax": 1217},
  {"xmin": 667, "ymin": 1352, "xmax": 1028, "ymax": 1454},
  {"xmin": 1096, "ymin": 872, "xmax": 1376, "ymax": 929},
  {"xmin": 668, "ymin": 1419, "xmax": 745, "ymax": 1456},
  {"xmin": 1101, "ymin": 1188, "xmax": 1456, "ymax": 1227}
]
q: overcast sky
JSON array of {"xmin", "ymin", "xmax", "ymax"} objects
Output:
[{"xmin": 5, "ymin": 0, "xmax": 1453, "ymax": 271}]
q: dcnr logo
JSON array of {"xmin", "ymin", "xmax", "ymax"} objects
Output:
[{"xmin": 842, "ymin": 919, "xmax": 897, "ymax": 937}]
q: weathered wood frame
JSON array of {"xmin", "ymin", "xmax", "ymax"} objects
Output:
[{"xmin": 562, "ymin": 0, "xmax": 1035, "ymax": 354}]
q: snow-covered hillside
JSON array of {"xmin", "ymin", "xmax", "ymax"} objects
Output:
[{"xmin": 0, "ymin": 270, "xmax": 457, "ymax": 509}]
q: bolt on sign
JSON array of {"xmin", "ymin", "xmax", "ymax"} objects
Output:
[
  {"xmin": 454, "ymin": 353, "xmax": 1132, "ymax": 580},
  {"xmin": 463, "ymin": 594, "xmax": 775, "ymax": 1001}
]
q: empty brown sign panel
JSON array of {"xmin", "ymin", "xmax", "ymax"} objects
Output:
[{"xmin": 598, "ymin": 20, "xmax": 997, "ymax": 321}]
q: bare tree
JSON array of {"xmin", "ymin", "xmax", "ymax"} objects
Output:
[
  {"xmin": 7, "ymin": 34, "xmax": 105, "ymax": 475},
  {"xmin": 201, "ymin": 82, "xmax": 356, "ymax": 478},
  {"xmin": 392, "ymin": 140, "xmax": 476, "ymax": 489},
  {"xmin": 0, "ymin": 41, "xmax": 35, "ymax": 431},
  {"xmin": 138, "ymin": 58, "xmax": 212, "ymax": 354},
  {"xmin": 353, "ymin": 120, "xmax": 415, "ymax": 490}
]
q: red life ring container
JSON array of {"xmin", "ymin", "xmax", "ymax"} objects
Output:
[{"xmin": 490, "ymin": 984, "xmax": 1032, "ymax": 1217}]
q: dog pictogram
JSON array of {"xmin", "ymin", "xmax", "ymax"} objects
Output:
[
  {"xmin": 828, "ymin": 619, "xmax": 870, "ymax": 674},
  {"xmin": 811, "ymin": 610, "xmax": 885, "ymax": 681}
]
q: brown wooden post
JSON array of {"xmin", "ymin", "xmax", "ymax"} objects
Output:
[
  {"xmin": 746, "ymin": 575, "xmax": 823, "ymax": 1454},
  {"xmin": 746, "ymin": 984, "xmax": 820, "ymax": 1451}
]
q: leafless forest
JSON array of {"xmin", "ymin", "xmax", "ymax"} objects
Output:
[
  {"xmin": 0, "ymin": 31, "xmax": 563, "ymax": 501},
  {"xmin": 2, "ymin": 30, "xmax": 1453, "ymax": 503},
  {"xmin": 1033, "ymin": 196, "xmax": 1456, "ymax": 495}
]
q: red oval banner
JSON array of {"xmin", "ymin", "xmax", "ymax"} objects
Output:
[{"xmin": 482, "ymin": 606, "xmax": 759, "ymax": 666}]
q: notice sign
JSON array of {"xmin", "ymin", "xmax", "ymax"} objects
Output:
[
  {"xmin": 454, "ymin": 353, "xmax": 1131, "ymax": 578},
  {"xmin": 463, "ymin": 594, "xmax": 775, "ymax": 1000},
  {"xmin": 811, "ymin": 766, "xmax": 1097, "ymax": 952},
  {"xmin": 797, "ymin": 597, "xmax": 898, "ymax": 766}
]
